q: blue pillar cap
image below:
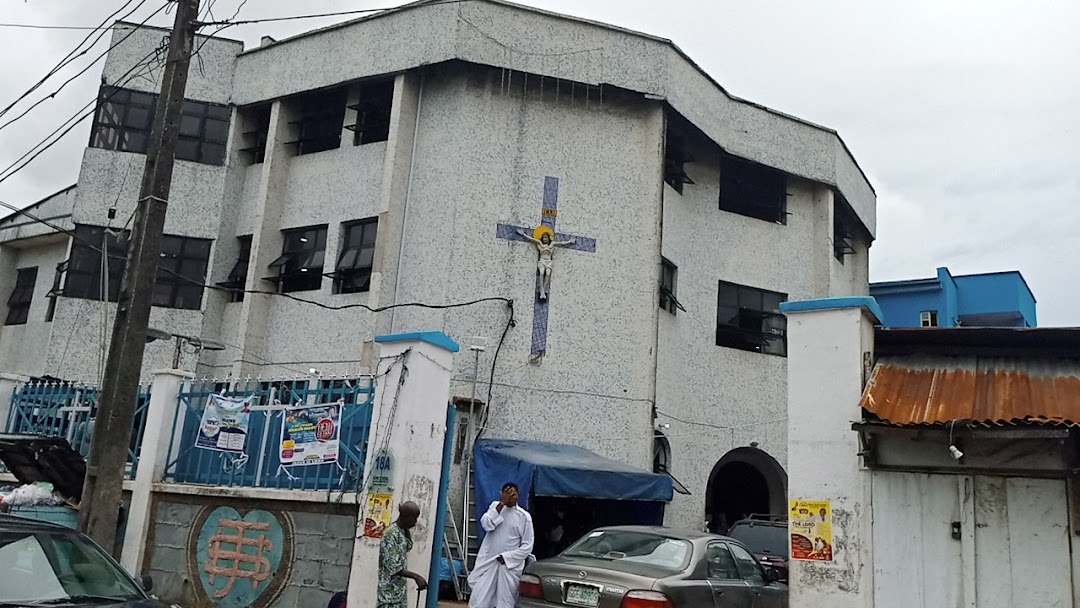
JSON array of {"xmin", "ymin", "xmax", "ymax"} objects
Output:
[
  {"xmin": 780, "ymin": 296, "xmax": 884, "ymax": 325},
  {"xmin": 375, "ymin": 330, "xmax": 461, "ymax": 353}
]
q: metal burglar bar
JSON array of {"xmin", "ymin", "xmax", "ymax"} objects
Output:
[
  {"xmin": 162, "ymin": 377, "xmax": 375, "ymax": 490},
  {"xmin": 4, "ymin": 380, "xmax": 151, "ymax": 479}
]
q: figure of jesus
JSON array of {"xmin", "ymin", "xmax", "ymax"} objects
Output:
[{"xmin": 517, "ymin": 229, "xmax": 575, "ymax": 300}]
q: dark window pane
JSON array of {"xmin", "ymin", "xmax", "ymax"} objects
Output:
[
  {"xmin": 716, "ymin": 280, "xmax": 787, "ymax": 357},
  {"xmin": 204, "ymin": 119, "xmax": 229, "ymax": 144},
  {"xmin": 207, "ymin": 105, "xmax": 232, "ymax": 121},
  {"xmin": 201, "ymin": 143, "xmax": 226, "ymax": 166},
  {"xmin": 179, "ymin": 114, "xmax": 203, "ymax": 137},
  {"xmin": 175, "ymin": 138, "xmax": 199, "ymax": 162},
  {"xmin": 274, "ymin": 226, "xmax": 327, "ymax": 293}
]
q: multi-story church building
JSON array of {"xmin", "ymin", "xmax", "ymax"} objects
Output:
[{"xmin": 0, "ymin": 0, "xmax": 875, "ymax": 531}]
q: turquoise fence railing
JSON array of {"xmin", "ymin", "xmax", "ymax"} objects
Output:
[
  {"xmin": 163, "ymin": 377, "xmax": 375, "ymax": 490},
  {"xmin": 4, "ymin": 380, "xmax": 152, "ymax": 479}
]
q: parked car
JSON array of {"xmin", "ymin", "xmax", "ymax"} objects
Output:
[
  {"xmin": 0, "ymin": 513, "xmax": 163, "ymax": 607},
  {"xmin": 725, "ymin": 515, "xmax": 789, "ymax": 583},
  {"xmin": 517, "ymin": 525, "xmax": 786, "ymax": 608}
]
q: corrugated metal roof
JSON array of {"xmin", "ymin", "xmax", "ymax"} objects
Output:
[{"xmin": 859, "ymin": 356, "xmax": 1080, "ymax": 427}]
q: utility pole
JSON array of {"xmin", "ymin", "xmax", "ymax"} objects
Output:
[{"xmin": 78, "ymin": 0, "xmax": 201, "ymax": 549}]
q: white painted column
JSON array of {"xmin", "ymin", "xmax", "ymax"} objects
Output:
[
  {"xmin": 781, "ymin": 297, "xmax": 880, "ymax": 608},
  {"xmin": 120, "ymin": 369, "xmax": 193, "ymax": 574},
  {"xmin": 0, "ymin": 372, "xmax": 29, "ymax": 432},
  {"xmin": 348, "ymin": 330, "xmax": 458, "ymax": 608}
]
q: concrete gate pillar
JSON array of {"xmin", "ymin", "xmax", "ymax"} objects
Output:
[
  {"xmin": 348, "ymin": 331, "xmax": 459, "ymax": 608},
  {"xmin": 781, "ymin": 297, "xmax": 881, "ymax": 608}
]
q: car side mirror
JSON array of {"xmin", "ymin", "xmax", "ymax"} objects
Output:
[
  {"xmin": 140, "ymin": 575, "xmax": 154, "ymax": 593},
  {"xmin": 764, "ymin": 567, "xmax": 780, "ymax": 584}
]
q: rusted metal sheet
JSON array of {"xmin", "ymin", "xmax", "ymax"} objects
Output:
[{"xmin": 860, "ymin": 357, "xmax": 1080, "ymax": 427}]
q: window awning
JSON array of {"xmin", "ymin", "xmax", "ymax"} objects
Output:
[{"xmin": 474, "ymin": 439, "xmax": 674, "ymax": 511}]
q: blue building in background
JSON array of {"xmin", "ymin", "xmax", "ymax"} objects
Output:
[{"xmin": 870, "ymin": 267, "xmax": 1037, "ymax": 328}]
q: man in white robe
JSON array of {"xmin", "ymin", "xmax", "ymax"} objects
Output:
[{"xmin": 468, "ymin": 482, "xmax": 535, "ymax": 608}]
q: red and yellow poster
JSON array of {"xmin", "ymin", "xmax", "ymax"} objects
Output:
[
  {"xmin": 789, "ymin": 499, "xmax": 833, "ymax": 561},
  {"xmin": 363, "ymin": 492, "xmax": 394, "ymax": 539}
]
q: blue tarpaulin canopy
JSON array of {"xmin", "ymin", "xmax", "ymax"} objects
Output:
[{"xmin": 474, "ymin": 439, "xmax": 673, "ymax": 520}]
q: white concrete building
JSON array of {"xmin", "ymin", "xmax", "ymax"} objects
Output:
[{"xmin": 0, "ymin": 0, "xmax": 875, "ymax": 531}]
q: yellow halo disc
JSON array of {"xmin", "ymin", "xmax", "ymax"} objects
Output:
[{"xmin": 532, "ymin": 225, "xmax": 554, "ymax": 241}]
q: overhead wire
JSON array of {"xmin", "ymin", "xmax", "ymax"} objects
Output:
[
  {"xmin": 0, "ymin": 0, "xmax": 151, "ymax": 123},
  {"xmin": 0, "ymin": 42, "xmax": 166, "ymax": 184},
  {"xmin": 196, "ymin": 0, "xmax": 472, "ymax": 27},
  {"xmin": 0, "ymin": 7, "xmax": 230, "ymax": 186}
]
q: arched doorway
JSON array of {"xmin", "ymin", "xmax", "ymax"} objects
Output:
[{"xmin": 705, "ymin": 447, "xmax": 787, "ymax": 534}]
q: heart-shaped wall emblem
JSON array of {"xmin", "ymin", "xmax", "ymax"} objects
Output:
[{"xmin": 187, "ymin": 506, "xmax": 294, "ymax": 608}]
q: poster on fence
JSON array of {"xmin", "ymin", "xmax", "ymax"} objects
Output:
[
  {"xmin": 195, "ymin": 395, "xmax": 253, "ymax": 454},
  {"xmin": 789, "ymin": 499, "xmax": 834, "ymax": 561},
  {"xmin": 279, "ymin": 402, "xmax": 341, "ymax": 467},
  {"xmin": 363, "ymin": 492, "xmax": 394, "ymax": 538}
]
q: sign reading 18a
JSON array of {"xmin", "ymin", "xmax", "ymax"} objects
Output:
[{"xmin": 370, "ymin": 449, "xmax": 394, "ymax": 491}]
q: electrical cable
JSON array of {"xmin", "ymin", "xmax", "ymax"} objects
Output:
[
  {"xmin": 0, "ymin": 0, "xmax": 140, "ymax": 119},
  {"xmin": 0, "ymin": 23, "xmax": 113, "ymax": 31},
  {"xmin": 0, "ymin": 44, "xmax": 164, "ymax": 184},
  {"xmin": 196, "ymin": 0, "xmax": 471, "ymax": 27},
  {"xmin": 0, "ymin": 1, "xmax": 169, "ymax": 131},
  {"xmin": 0, "ymin": 9, "xmax": 229, "ymax": 187}
]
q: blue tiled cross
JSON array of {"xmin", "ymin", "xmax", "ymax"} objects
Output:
[{"xmin": 496, "ymin": 177, "xmax": 597, "ymax": 359}]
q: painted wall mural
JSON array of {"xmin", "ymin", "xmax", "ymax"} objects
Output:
[{"xmin": 187, "ymin": 506, "xmax": 295, "ymax": 608}]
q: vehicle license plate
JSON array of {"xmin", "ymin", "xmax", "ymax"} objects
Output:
[{"xmin": 565, "ymin": 584, "xmax": 600, "ymax": 607}]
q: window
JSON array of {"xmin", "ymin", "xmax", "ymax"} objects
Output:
[
  {"xmin": 218, "ymin": 235, "xmax": 252, "ymax": 303},
  {"xmin": 563, "ymin": 530, "xmax": 692, "ymax": 573},
  {"xmin": 239, "ymin": 105, "xmax": 271, "ymax": 164},
  {"xmin": 833, "ymin": 199, "xmax": 857, "ymax": 263},
  {"xmin": 719, "ymin": 154, "xmax": 787, "ymax": 223},
  {"xmin": 728, "ymin": 543, "xmax": 765, "ymax": 585},
  {"xmin": 268, "ymin": 226, "xmax": 327, "ymax": 293},
  {"xmin": 153, "ymin": 235, "xmax": 211, "ymax": 310},
  {"xmin": 659, "ymin": 258, "xmax": 684, "ymax": 315},
  {"xmin": 920, "ymin": 310, "xmax": 939, "ymax": 327},
  {"xmin": 716, "ymin": 281, "xmax": 787, "ymax": 356},
  {"xmin": 348, "ymin": 79, "xmax": 394, "ymax": 145},
  {"xmin": 653, "ymin": 431, "xmax": 671, "ymax": 474},
  {"xmin": 91, "ymin": 86, "xmax": 232, "ymax": 166},
  {"xmin": 63, "ymin": 225, "xmax": 129, "ymax": 302},
  {"xmin": 5, "ymin": 267, "xmax": 38, "ymax": 325},
  {"xmin": 176, "ymin": 99, "xmax": 230, "ymax": 165},
  {"xmin": 90, "ymin": 86, "xmax": 156, "ymax": 154},
  {"xmin": 332, "ymin": 219, "xmax": 377, "ymax": 294},
  {"xmin": 663, "ymin": 133, "xmax": 694, "ymax": 195},
  {"xmin": 705, "ymin": 543, "xmax": 740, "ymax": 580},
  {"xmin": 290, "ymin": 89, "xmax": 347, "ymax": 155}
]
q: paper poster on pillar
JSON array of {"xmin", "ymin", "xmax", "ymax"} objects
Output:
[
  {"xmin": 364, "ymin": 492, "xmax": 394, "ymax": 538},
  {"xmin": 789, "ymin": 499, "xmax": 833, "ymax": 561}
]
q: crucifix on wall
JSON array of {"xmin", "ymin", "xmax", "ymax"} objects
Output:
[{"xmin": 497, "ymin": 177, "xmax": 597, "ymax": 361}]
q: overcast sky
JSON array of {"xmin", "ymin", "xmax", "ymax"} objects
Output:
[{"xmin": 1, "ymin": 0, "xmax": 1077, "ymax": 325}]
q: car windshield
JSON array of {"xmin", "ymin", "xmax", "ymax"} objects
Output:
[
  {"xmin": 562, "ymin": 530, "xmax": 692, "ymax": 573},
  {"xmin": 727, "ymin": 523, "xmax": 789, "ymax": 558},
  {"xmin": 0, "ymin": 528, "xmax": 142, "ymax": 604}
]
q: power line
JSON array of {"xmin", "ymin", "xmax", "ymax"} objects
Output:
[
  {"xmin": 197, "ymin": 0, "xmax": 470, "ymax": 27},
  {"xmin": 0, "ymin": 23, "xmax": 113, "ymax": 31},
  {"xmin": 0, "ymin": 2, "xmax": 171, "ymax": 133},
  {"xmin": 0, "ymin": 0, "xmax": 147, "ymax": 121},
  {"xmin": 0, "ymin": 46, "xmax": 162, "ymax": 184}
]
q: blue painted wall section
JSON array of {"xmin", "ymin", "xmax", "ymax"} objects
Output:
[{"xmin": 870, "ymin": 267, "xmax": 1037, "ymax": 328}]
